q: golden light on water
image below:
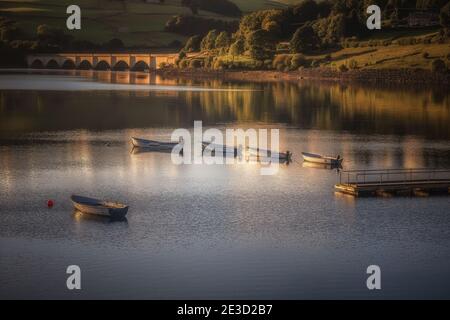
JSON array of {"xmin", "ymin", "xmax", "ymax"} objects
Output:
[
  {"xmin": 402, "ymin": 137, "xmax": 424, "ymax": 169},
  {"xmin": 0, "ymin": 149, "xmax": 12, "ymax": 192}
]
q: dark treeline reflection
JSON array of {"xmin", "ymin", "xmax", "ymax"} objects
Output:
[{"xmin": 1, "ymin": 72, "xmax": 449, "ymax": 139}]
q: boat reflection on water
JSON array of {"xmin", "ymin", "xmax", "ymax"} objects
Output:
[
  {"xmin": 72, "ymin": 210, "xmax": 128, "ymax": 224},
  {"xmin": 302, "ymin": 161, "xmax": 342, "ymax": 171},
  {"xmin": 131, "ymin": 146, "xmax": 182, "ymax": 155},
  {"xmin": 245, "ymin": 154, "xmax": 292, "ymax": 165},
  {"xmin": 131, "ymin": 147, "xmax": 292, "ymax": 166}
]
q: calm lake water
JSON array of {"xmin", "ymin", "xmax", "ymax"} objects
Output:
[{"xmin": 1, "ymin": 70, "xmax": 450, "ymax": 299}]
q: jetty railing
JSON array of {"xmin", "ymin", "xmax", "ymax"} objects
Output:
[{"xmin": 338, "ymin": 168, "xmax": 450, "ymax": 185}]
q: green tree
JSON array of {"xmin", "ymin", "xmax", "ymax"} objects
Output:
[
  {"xmin": 248, "ymin": 46, "xmax": 265, "ymax": 60},
  {"xmin": 215, "ymin": 31, "xmax": 230, "ymax": 48},
  {"xmin": 316, "ymin": 0, "xmax": 333, "ymax": 17},
  {"xmin": 246, "ymin": 29, "xmax": 274, "ymax": 60},
  {"xmin": 262, "ymin": 20, "xmax": 280, "ymax": 35},
  {"xmin": 261, "ymin": 10, "xmax": 284, "ymax": 36},
  {"xmin": 246, "ymin": 29, "xmax": 269, "ymax": 48},
  {"xmin": 37, "ymin": 24, "xmax": 53, "ymax": 40},
  {"xmin": 183, "ymin": 35, "xmax": 202, "ymax": 52},
  {"xmin": 290, "ymin": 25, "xmax": 319, "ymax": 53},
  {"xmin": 312, "ymin": 14, "xmax": 342, "ymax": 47},
  {"xmin": 36, "ymin": 24, "xmax": 72, "ymax": 48},
  {"xmin": 228, "ymin": 39, "xmax": 244, "ymax": 56},
  {"xmin": 292, "ymin": 0, "xmax": 320, "ymax": 23},
  {"xmin": 200, "ymin": 29, "xmax": 218, "ymax": 51},
  {"xmin": 236, "ymin": 9, "xmax": 283, "ymax": 39}
]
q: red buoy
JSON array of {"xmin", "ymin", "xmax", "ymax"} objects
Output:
[{"xmin": 47, "ymin": 200, "xmax": 54, "ymax": 208}]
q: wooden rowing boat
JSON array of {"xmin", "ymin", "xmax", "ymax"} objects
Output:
[
  {"xmin": 71, "ymin": 195, "xmax": 129, "ymax": 219},
  {"xmin": 131, "ymin": 137, "xmax": 180, "ymax": 150},
  {"xmin": 246, "ymin": 154, "xmax": 291, "ymax": 164},
  {"xmin": 248, "ymin": 147, "xmax": 292, "ymax": 161},
  {"xmin": 202, "ymin": 142, "xmax": 242, "ymax": 157},
  {"xmin": 302, "ymin": 152, "xmax": 343, "ymax": 165}
]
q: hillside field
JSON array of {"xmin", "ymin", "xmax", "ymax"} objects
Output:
[
  {"xmin": 314, "ymin": 43, "xmax": 450, "ymax": 70},
  {"xmin": 0, "ymin": 0, "xmax": 288, "ymax": 47}
]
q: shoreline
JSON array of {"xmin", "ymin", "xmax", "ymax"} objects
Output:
[
  {"xmin": 1, "ymin": 67, "xmax": 449, "ymax": 88},
  {"xmin": 157, "ymin": 67, "xmax": 450, "ymax": 87}
]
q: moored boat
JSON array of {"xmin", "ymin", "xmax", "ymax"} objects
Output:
[
  {"xmin": 131, "ymin": 137, "xmax": 181, "ymax": 150},
  {"xmin": 71, "ymin": 195, "xmax": 129, "ymax": 219},
  {"xmin": 274, "ymin": 151, "xmax": 292, "ymax": 161},
  {"xmin": 246, "ymin": 154, "xmax": 291, "ymax": 164},
  {"xmin": 202, "ymin": 142, "xmax": 242, "ymax": 157},
  {"xmin": 302, "ymin": 152, "xmax": 343, "ymax": 165},
  {"xmin": 248, "ymin": 147, "xmax": 292, "ymax": 161}
]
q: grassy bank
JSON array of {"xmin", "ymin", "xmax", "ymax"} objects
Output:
[
  {"xmin": 305, "ymin": 42, "xmax": 450, "ymax": 70},
  {"xmin": 189, "ymin": 39, "xmax": 450, "ymax": 71}
]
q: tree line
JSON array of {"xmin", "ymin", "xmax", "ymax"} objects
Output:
[{"xmin": 174, "ymin": 0, "xmax": 450, "ymax": 70}]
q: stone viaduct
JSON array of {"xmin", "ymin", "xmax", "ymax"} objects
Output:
[{"xmin": 26, "ymin": 53, "xmax": 178, "ymax": 71}]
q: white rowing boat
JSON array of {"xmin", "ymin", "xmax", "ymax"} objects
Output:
[
  {"xmin": 302, "ymin": 152, "xmax": 343, "ymax": 165},
  {"xmin": 131, "ymin": 137, "xmax": 181, "ymax": 150},
  {"xmin": 71, "ymin": 195, "xmax": 129, "ymax": 219},
  {"xmin": 202, "ymin": 142, "xmax": 242, "ymax": 156},
  {"xmin": 248, "ymin": 147, "xmax": 292, "ymax": 161}
]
